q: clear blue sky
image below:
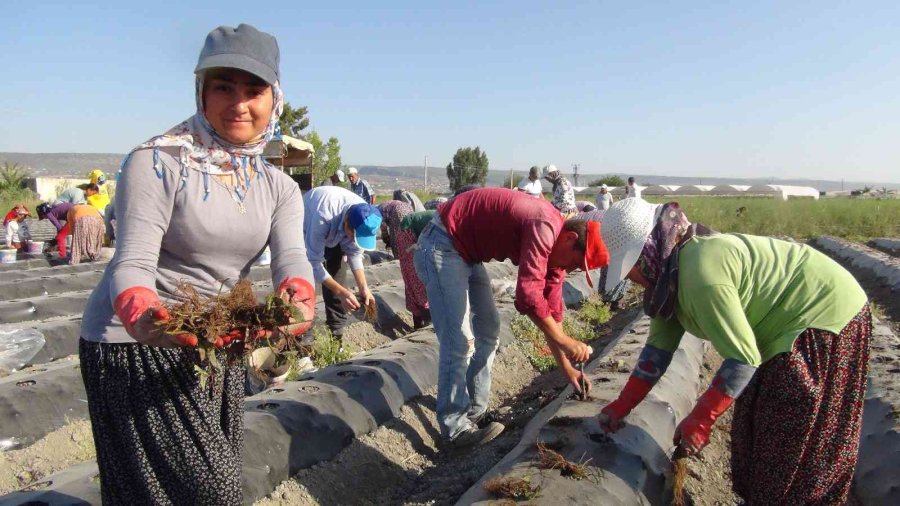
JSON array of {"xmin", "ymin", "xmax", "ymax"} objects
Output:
[{"xmin": 2, "ymin": 0, "xmax": 898, "ymax": 183}]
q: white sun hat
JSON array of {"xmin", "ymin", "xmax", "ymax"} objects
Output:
[
  {"xmin": 601, "ymin": 198, "xmax": 662, "ymax": 292},
  {"xmin": 347, "ymin": 167, "xmax": 359, "ymax": 175},
  {"xmin": 334, "ymin": 169, "xmax": 346, "ymax": 182},
  {"xmin": 542, "ymin": 164, "xmax": 560, "ymax": 178}
]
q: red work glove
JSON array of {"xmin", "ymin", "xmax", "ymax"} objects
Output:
[
  {"xmin": 275, "ymin": 277, "xmax": 316, "ymax": 336},
  {"xmin": 599, "ymin": 375, "xmax": 654, "ymax": 432},
  {"xmin": 673, "ymin": 386, "xmax": 734, "ymax": 456},
  {"xmin": 113, "ymin": 287, "xmax": 197, "ymax": 347}
]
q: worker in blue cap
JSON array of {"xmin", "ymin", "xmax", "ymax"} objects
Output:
[{"xmin": 303, "ymin": 185, "xmax": 383, "ymax": 342}]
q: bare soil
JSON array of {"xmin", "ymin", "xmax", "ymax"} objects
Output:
[
  {"xmin": 0, "ymin": 419, "xmax": 94, "ymax": 494},
  {"xmin": 340, "ymin": 321, "xmax": 394, "ymax": 353},
  {"xmin": 680, "ymin": 352, "xmax": 740, "ymax": 506}
]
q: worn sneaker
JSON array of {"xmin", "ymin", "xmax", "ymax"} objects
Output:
[
  {"xmin": 468, "ymin": 410, "xmax": 498, "ymax": 429},
  {"xmin": 448, "ymin": 422, "xmax": 505, "ymax": 451}
]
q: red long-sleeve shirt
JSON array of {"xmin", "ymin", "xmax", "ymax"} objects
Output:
[{"xmin": 438, "ymin": 188, "xmax": 565, "ymax": 321}]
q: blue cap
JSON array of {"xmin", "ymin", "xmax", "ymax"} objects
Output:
[{"xmin": 347, "ymin": 203, "xmax": 382, "ymax": 251}]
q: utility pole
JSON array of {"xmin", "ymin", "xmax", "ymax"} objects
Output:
[
  {"xmin": 424, "ymin": 156, "xmax": 428, "ymax": 190},
  {"xmin": 572, "ymin": 163, "xmax": 580, "ymax": 186},
  {"xmin": 509, "ymin": 168, "xmax": 514, "ymax": 189}
]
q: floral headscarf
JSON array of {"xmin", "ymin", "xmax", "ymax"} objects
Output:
[
  {"xmin": 638, "ymin": 202, "xmax": 716, "ymax": 319},
  {"xmin": 551, "ymin": 176, "xmax": 577, "ymax": 215},
  {"xmin": 126, "ymin": 73, "xmax": 284, "ymax": 178}
]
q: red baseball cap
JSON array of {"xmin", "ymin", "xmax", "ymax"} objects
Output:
[{"xmin": 582, "ymin": 221, "xmax": 609, "ymax": 288}]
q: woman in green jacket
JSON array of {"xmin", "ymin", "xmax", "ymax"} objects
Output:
[{"xmin": 598, "ymin": 198, "xmax": 869, "ymax": 505}]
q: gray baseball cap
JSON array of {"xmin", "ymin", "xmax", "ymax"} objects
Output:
[{"xmin": 195, "ymin": 24, "xmax": 280, "ymax": 85}]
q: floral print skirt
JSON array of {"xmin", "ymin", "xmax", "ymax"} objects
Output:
[
  {"xmin": 731, "ymin": 305, "xmax": 871, "ymax": 505},
  {"xmin": 79, "ymin": 339, "xmax": 245, "ymax": 505}
]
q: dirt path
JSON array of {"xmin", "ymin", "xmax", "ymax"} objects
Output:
[
  {"xmin": 0, "ymin": 419, "xmax": 94, "ymax": 494},
  {"xmin": 680, "ymin": 351, "xmax": 740, "ymax": 506},
  {"xmin": 256, "ymin": 298, "xmax": 644, "ymax": 506}
]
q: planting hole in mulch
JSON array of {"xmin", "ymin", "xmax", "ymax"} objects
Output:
[
  {"xmin": 548, "ymin": 416, "xmax": 581, "ymax": 427},
  {"xmin": 300, "ymin": 386, "xmax": 320, "ymax": 393},
  {"xmin": 268, "ymin": 388, "xmax": 284, "ymax": 393},
  {"xmin": 16, "ymin": 380, "xmax": 36, "ymax": 387},
  {"xmin": 481, "ymin": 476, "xmax": 540, "ymax": 501},
  {"xmin": 297, "ymin": 375, "xmax": 315, "ymax": 381},
  {"xmin": 363, "ymin": 360, "xmax": 382, "ymax": 366},
  {"xmin": 588, "ymin": 432, "xmax": 613, "ymax": 444},
  {"xmin": 257, "ymin": 402, "xmax": 280, "ymax": 411},
  {"xmin": 392, "ymin": 351, "xmax": 406, "ymax": 356},
  {"xmin": 594, "ymin": 377, "xmax": 611, "ymax": 383},
  {"xmin": 567, "ymin": 392, "xmax": 594, "ymax": 402},
  {"xmin": 337, "ymin": 370, "xmax": 359, "ymax": 378}
]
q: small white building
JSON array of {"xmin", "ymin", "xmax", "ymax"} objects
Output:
[{"xmin": 746, "ymin": 184, "xmax": 820, "ymax": 200}]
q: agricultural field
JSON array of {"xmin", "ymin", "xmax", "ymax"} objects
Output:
[
  {"xmin": 403, "ymin": 189, "xmax": 899, "ymax": 241},
  {"xmin": 0, "ymin": 191, "xmax": 898, "ymax": 506},
  {"xmin": 643, "ymin": 196, "xmax": 900, "ymax": 241}
]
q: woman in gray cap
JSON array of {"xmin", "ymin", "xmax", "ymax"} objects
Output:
[{"xmin": 77, "ymin": 24, "xmax": 316, "ymax": 505}]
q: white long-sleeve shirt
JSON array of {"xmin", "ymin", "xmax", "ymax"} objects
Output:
[
  {"xmin": 517, "ymin": 178, "xmax": 543, "ymax": 197},
  {"xmin": 303, "ymin": 186, "xmax": 366, "ymax": 284},
  {"xmin": 5, "ymin": 220, "xmax": 29, "ymax": 246},
  {"xmin": 596, "ymin": 192, "xmax": 614, "ymax": 210}
]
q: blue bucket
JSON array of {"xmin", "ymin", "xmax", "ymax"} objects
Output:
[{"xmin": 0, "ymin": 249, "xmax": 16, "ymax": 264}]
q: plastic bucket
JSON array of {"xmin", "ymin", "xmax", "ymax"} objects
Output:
[
  {"xmin": 0, "ymin": 249, "xmax": 16, "ymax": 264},
  {"xmin": 26, "ymin": 241, "xmax": 44, "ymax": 254}
]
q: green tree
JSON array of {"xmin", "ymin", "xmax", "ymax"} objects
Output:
[
  {"xmin": 324, "ymin": 137, "xmax": 342, "ymax": 178},
  {"xmin": 588, "ymin": 175, "xmax": 626, "ymax": 187},
  {"xmin": 446, "ymin": 146, "xmax": 489, "ymax": 192},
  {"xmin": 503, "ymin": 173, "xmax": 524, "ymax": 189},
  {"xmin": 0, "ymin": 162, "xmax": 29, "ymax": 192},
  {"xmin": 279, "ymin": 102, "xmax": 310, "ymax": 139},
  {"xmin": 306, "ymin": 130, "xmax": 344, "ymax": 187},
  {"xmin": 306, "ymin": 130, "xmax": 326, "ymax": 184}
]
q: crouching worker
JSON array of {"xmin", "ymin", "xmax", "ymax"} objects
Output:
[
  {"xmin": 66, "ymin": 203, "xmax": 105, "ymax": 264},
  {"xmin": 597, "ymin": 198, "xmax": 870, "ymax": 505},
  {"xmin": 415, "ymin": 188, "xmax": 608, "ymax": 450},
  {"xmin": 78, "ymin": 23, "xmax": 316, "ymax": 505},
  {"xmin": 304, "ymin": 185, "xmax": 382, "ymax": 344}
]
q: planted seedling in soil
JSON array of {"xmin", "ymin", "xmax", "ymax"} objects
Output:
[
  {"xmin": 361, "ymin": 298, "xmax": 378, "ymax": 324},
  {"xmin": 672, "ymin": 446, "xmax": 689, "ymax": 506},
  {"xmin": 535, "ymin": 442, "xmax": 593, "ymax": 480},
  {"xmin": 158, "ymin": 279, "xmax": 309, "ymax": 386},
  {"xmin": 482, "ymin": 475, "xmax": 540, "ymax": 501}
]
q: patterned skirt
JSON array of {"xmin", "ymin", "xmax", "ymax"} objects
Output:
[
  {"xmin": 79, "ymin": 339, "xmax": 245, "ymax": 506},
  {"xmin": 597, "ymin": 267, "xmax": 630, "ymax": 304},
  {"xmin": 731, "ymin": 305, "xmax": 871, "ymax": 505},
  {"xmin": 69, "ymin": 215, "xmax": 105, "ymax": 264},
  {"xmin": 393, "ymin": 229, "xmax": 429, "ymax": 317}
]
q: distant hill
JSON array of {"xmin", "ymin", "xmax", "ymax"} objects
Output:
[
  {"xmin": 2, "ymin": 153, "xmax": 897, "ymax": 192},
  {"xmin": 1, "ymin": 152, "xmax": 123, "ymax": 177}
]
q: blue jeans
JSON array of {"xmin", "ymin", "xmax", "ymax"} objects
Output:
[{"xmin": 414, "ymin": 219, "xmax": 501, "ymax": 440}]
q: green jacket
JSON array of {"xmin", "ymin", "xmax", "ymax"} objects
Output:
[
  {"xmin": 400, "ymin": 211, "xmax": 436, "ymax": 237},
  {"xmin": 649, "ymin": 234, "xmax": 867, "ymax": 366}
]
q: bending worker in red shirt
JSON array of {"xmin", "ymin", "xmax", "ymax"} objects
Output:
[{"xmin": 414, "ymin": 188, "xmax": 608, "ymax": 450}]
